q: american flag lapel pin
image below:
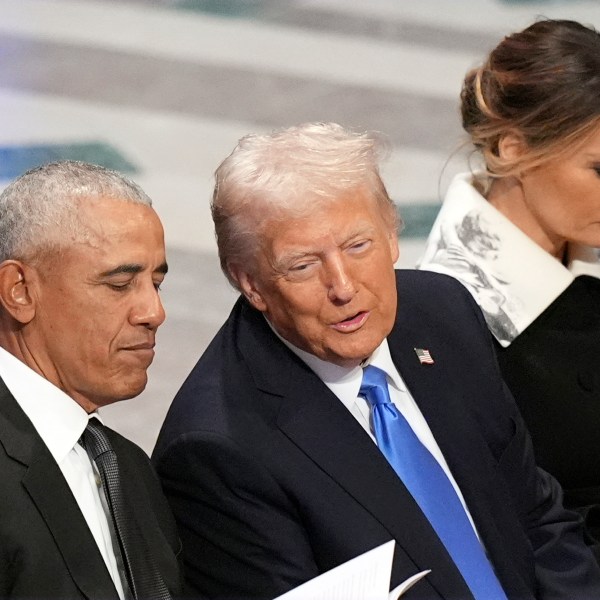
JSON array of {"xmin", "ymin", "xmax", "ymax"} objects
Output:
[{"xmin": 414, "ymin": 348, "xmax": 434, "ymax": 365}]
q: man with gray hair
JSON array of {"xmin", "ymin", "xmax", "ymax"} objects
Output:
[
  {"xmin": 154, "ymin": 123, "xmax": 600, "ymax": 599},
  {"xmin": 0, "ymin": 161, "xmax": 182, "ymax": 599}
]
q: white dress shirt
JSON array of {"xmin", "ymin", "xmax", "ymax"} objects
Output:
[
  {"xmin": 0, "ymin": 346, "xmax": 126, "ymax": 599},
  {"xmin": 274, "ymin": 333, "xmax": 480, "ymax": 536}
]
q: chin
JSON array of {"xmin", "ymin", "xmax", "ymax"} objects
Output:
[
  {"xmin": 328, "ymin": 346, "xmax": 380, "ymax": 368},
  {"xmin": 116, "ymin": 377, "xmax": 148, "ymax": 402},
  {"xmin": 340, "ymin": 338, "xmax": 384, "ymax": 364}
]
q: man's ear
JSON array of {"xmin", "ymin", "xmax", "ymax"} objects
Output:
[
  {"xmin": 227, "ymin": 263, "xmax": 268, "ymax": 312},
  {"xmin": 0, "ymin": 260, "xmax": 37, "ymax": 324},
  {"xmin": 388, "ymin": 229, "xmax": 400, "ymax": 264}
]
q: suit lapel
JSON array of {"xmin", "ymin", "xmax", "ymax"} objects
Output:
[
  {"xmin": 388, "ymin": 322, "xmax": 503, "ymax": 519},
  {"xmin": 238, "ymin": 301, "xmax": 472, "ymax": 597},
  {"xmin": 387, "ymin": 317, "xmax": 532, "ymax": 597},
  {"xmin": 0, "ymin": 379, "xmax": 119, "ymax": 600}
]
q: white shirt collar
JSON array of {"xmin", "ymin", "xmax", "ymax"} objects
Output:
[
  {"xmin": 268, "ymin": 319, "xmax": 403, "ymax": 408},
  {"xmin": 0, "ymin": 346, "xmax": 98, "ymax": 463},
  {"xmin": 419, "ymin": 172, "xmax": 600, "ymax": 346}
]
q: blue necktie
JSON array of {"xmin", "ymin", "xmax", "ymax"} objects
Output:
[{"xmin": 360, "ymin": 365, "xmax": 507, "ymax": 600}]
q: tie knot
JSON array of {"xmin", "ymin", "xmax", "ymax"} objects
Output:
[
  {"xmin": 360, "ymin": 365, "xmax": 391, "ymax": 407},
  {"xmin": 80, "ymin": 418, "xmax": 113, "ymax": 460}
]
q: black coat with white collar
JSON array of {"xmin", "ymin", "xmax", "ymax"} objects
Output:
[{"xmin": 497, "ymin": 275, "xmax": 600, "ymax": 553}]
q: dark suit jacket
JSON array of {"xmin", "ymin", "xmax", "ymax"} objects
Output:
[
  {"xmin": 153, "ymin": 270, "xmax": 600, "ymax": 600},
  {"xmin": 496, "ymin": 275, "xmax": 600, "ymax": 555},
  {"xmin": 0, "ymin": 376, "xmax": 183, "ymax": 599}
]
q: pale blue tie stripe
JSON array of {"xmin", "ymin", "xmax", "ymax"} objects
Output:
[{"xmin": 360, "ymin": 365, "xmax": 507, "ymax": 600}]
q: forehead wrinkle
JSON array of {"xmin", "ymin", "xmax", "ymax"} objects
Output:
[
  {"xmin": 279, "ymin": 248, "xmax": 318, "ymax": 261},
  {"xmin": 278, "ymin": 219, "xmax": 377, "ymax": 251}
]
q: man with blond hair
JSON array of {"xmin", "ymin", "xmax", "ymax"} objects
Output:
[{"xmin": 155, "ymin": 123, "xmax": 599, "ymax": 600}]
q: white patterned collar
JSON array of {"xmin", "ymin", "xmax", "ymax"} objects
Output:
[{"xmin": 418, "ymin": 172, "xmax": 600, "ymax": 347}]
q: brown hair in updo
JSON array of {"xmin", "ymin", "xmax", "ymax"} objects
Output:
[{"xmin": 462, "ymin": 19, "xmax": 600, "ymax": 180}]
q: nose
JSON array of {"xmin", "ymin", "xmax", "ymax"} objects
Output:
[
  {"xmin": 130, "ymin": 283, "xmax": 166, "ymax": 329},
  {"xmin": 326, "ymin": 255, "xmax": 356, "ymax": 304}
]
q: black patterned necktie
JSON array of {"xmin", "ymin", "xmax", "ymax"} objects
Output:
[{"xmin": 80, "ymin": 419, "xmax": 172, "ymax": 600}]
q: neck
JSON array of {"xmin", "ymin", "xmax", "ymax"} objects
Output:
[
  {"xmin": 0, "ymin": 332, "xmax": 99, "ymax": 413},
  {"xmin": 486, "ymin": 177, "xmax": 566, "ymax": 261}
]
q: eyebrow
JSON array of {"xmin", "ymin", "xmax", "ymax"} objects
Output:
[
  {"xmin": 272, "ymin": 249, "xmax": 318, "ymax": 272},
  {"xmin": 100, "ymin": 262, "xmax": 169, "ymax": 277}
]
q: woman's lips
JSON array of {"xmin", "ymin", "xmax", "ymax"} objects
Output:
[{"xmin": 331, "ymin": 311, "xmax": 370, "ymax": 332}]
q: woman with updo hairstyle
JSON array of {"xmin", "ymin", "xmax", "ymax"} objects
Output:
[{"xmin": 419, "ymin": 18, "xmax": 600, "ymax": 558}]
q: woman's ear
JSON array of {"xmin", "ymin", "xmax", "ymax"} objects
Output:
[
  {"xmin": 497, "ymin": 131, "xmax": 526, "ymax": 162},
  {"xmin": 0, "ymin": 260, "xmax": 37, "ymax": 324}
]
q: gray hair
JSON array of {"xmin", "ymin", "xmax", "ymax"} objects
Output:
[
  {"xmin": 0, "ymin": 160, "xmax": 152, "ymax": 263},
  {"xmin": 211, "ymin": 122, "xmax": 397, "ymax": 289}
]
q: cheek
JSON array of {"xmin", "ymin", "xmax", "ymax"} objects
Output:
[
  {"xmin": 268, "ymin": 291, "xmax": 329, "ymax": 340},
  {"xmin": 527, "ymin": 171, "xmax": 573, "ymax": 212},
  {"xmin": 543, "ymin": 187, "xmax": 581, "ymax": 229},
  {"xmin": 366, "ymin": 268, "xmax": 397, "ymax": 324},
  {"xmin": 67, "ymin": 315, "xmax": 122, "ymax": 367},
  {"xmin": 366, "ymin": 261, "xmax": 397, "ymax": 296},
  {"xmin": 282, "ymin": 303, "xmax": 327, "ymax": 336},
  {"xmin": 272, "ymin": 283, "xmax": 324, "ymax": 316}
]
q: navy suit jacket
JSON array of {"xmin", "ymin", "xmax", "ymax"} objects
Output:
[
  {"xmin": 0, "ymin": 377, "xmax": 183, "ymax": 599},
  {"xmin": 154, "ymin": 270, "xmax": 600, "ymax": 599}
]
